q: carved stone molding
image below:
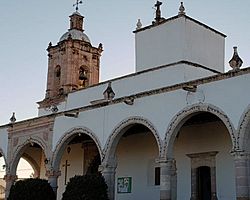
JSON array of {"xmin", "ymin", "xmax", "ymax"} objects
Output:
[
  {"xmin": 237, "ymin": 105, "xmax": 250, "ymax": 151},
  {"xmin": 52, "ymin": 126, "xmax": 102, "ymax": 171},
  {"xmin": 45, "ymin": 170, "xmax": 61, "ymax": 178},
  {"xmin": 103, "ymin": 116, "xmax": 162, "ymax": 162},
  {"xmin": 187, "ymin": 151, "xmax": 218, "ymax": 168},
  {"xmin": 187, "ymin": 151, "xmax": 219, "ymax": 200},
  {"xmin": 164, "ymin": 103, "xmax": 236, "ymax": 158},
  {"xmin": 4, "ymin": 174, "xmax": 17, "ymax": 182}
]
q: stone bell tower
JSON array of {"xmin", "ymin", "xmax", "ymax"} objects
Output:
[{"xmin": 38, "ymin": 10, "xmax": 103, "ymax": 108}]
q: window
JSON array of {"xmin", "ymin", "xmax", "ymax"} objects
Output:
[{"xmin": 155, "ymin": 167, "xmax": 160, "ymax": 185}]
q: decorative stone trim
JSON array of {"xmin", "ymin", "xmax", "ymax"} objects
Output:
[
  {"xmin": 4, "ymin": 174, "xmax": 17, "ymax": 182},
  {"xmin": 187, "ymin": 151, "xmax": 219, "ymax": 200},
  {"xmin": 237, "ymin": 105, "xmax": 250, "ymax": 151},
  {"xmin": 52, "ymin": 126, "xmax": 103, "ymax": 171},
  {"xmin": 45, "ymin": 170, "xmax": 61, "ymax": 178},
  {"xmin": 9, "ymin": 136, "xmax": 49, "ymax": 175},
  {"xmin": 103, "ymin": 116, "xmax": 162, "ymax": 163},
  {"xmin": 164, "ymin": 103, "xmax": 236, "ymax": 158}
]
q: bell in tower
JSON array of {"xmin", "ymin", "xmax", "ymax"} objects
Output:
[{"xmin": 38, "ymin": 8, "xmax": 103, "ymax": 109}]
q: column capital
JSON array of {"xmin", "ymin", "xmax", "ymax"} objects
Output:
[
  {"xmin": 45, "ymin": 170, "xmax": 61, "ymax": 178},
  {"xmin": 231, "ymin": 150, "xmax": 250, "ymax": 159},
  {"xmin": 4, "ymin": 174, "xmax": 17, "ymax": 182}
]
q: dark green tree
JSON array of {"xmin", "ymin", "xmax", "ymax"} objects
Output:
[
  {"xmin": 8, "ymin": 178, "xmax": 55, "ymax": 200},
  {"xmin": 62, "ymin": 174, "xmax": 109, "ymax": 200}
]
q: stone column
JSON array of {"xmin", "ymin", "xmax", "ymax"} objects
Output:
[
  {"xmin": 210, "ymin": 166, "xmax": 218, "ymax": 200},
  {"xmin": 170, "ymin": 159, "xmax": 177, "ymax": 200},
  {"xmin": 99, "ymin": 162, "xmax": 117, "ymax": 200},
  {"xmin": 190, "ymin": 167, "xmax": 197, "ymax": 200},
  {"xmin": 232, "ymin": 151, "xmax": 249, "ymax": 200},
  {"xmin": 46, "ymin": 170, "xmax": 61, "ymax": 197},
  {"xmin": 157, "ymin": 158, "xmax": 173, "ymax": 200},
  {"xmin": 4, "ymin": 174, "xmax": 17, "ymax": 200},
  {"xmin": 247, "ymin": 154, "xmax": 250, "ymax": 199}
]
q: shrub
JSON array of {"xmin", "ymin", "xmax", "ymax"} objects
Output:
[
  {"xmin": 8, "ymin": 178, "xmax": 55, "ymax": 200},
  {"xmin": 62, "ymin": 174, "xmax": 109, "ymax": 200}
]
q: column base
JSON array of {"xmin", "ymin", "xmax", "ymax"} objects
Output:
[
  {"xmin": 160, "ymin": 190, "xmax": 171, "ymax": 200},
  {"xmin": 211, "ymin": 192, "xmax": 218, "ymax": 200}
]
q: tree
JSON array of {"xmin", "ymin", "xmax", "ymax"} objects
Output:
[
  {"xmin": 62, "ymin": 174, "xmax": 109, "ymax": 200},
  {"xmin": 8, "ymin": 178, "xmax": 55, "ymax": 200}
]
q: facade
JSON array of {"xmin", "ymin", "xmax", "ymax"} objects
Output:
[{"xmin": 0, "ymin": 2, "xmax": 250, "ymax": 200}]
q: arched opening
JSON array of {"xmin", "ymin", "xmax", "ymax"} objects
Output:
[
  {"xmin": 0, "ymin": 154, "xmax": 6, "ymax": 200},
  {"xmin": 55, "ymin": 132, "xmax": 101, "ymax": 199},
  {"xmin": 109, "ymin": 123, "xmax": 161, "ymax": 200},
  {"xmin": 78, "ymin": 66, "xmax": 88, "ymax": 88},
  {"xmin": 12, "ymin": 142, "xmax": 47, "ymax": 180},
  {"xmin": 54, "ymin": 65, "xmax": 61, "ymax": 95},
  {"xmin": 16, "ymin": 158, "xmax": 35, "ymax": 179},
  {"xmin": 197, "ymin": 166, "xmax": 211, "ymax": 200},
  {"xmin": 171, "ymin": 112, "xmax": 236, "ymax": 199}
]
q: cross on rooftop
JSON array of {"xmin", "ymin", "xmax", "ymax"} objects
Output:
[
  {"xmin": 73, "ymin": 0, "xmax": 83, "ymax": 11},
  {"xmin": 154, "ymin": 1, "xmax": 163, "ymax": 22}
]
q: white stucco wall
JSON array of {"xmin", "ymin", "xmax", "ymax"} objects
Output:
[
  {"xmin": 174, "ymin": 122, "xmax": 236, "ymax": 200},
  {"xmin": 0, "ymin": 127, "xmax": 8, "ymax": 160},
  {"xmin": 115, "ymin": 132, "xmax": 160, "ymax": 200},
  {"xmin": 38, "ymin": 62, "xmax": 215, "ymax": 116},
  {"xmin": 52, "ymin": 72, "xmax": 250, "ymax": 152},
  {"xmin": 135, "ymin": 16, "xmax": 225, "ymax": 72}
]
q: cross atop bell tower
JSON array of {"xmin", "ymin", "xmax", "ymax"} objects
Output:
[{"xmin": 73, "ymin": 0, "xmax": 83, "ymax": 11}]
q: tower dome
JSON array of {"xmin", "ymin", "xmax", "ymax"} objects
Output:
[
  {"xmin": 59, "ymin": 29, "xmax": 91, "ymax": 43},
  {"xmin": 59, "ymin": 11, "xmax": 91, "ymax": 44}
]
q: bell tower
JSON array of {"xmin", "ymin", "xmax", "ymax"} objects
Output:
[{"xmin": 38, "ymin": 10, "xmax": 103, "ymax": 109}]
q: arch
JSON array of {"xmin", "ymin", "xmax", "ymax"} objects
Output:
[
  {"xmin": 52, "ymin": 126, "xmax": 103, "ymax": 171},
  {"xmin": 22, "ymin": 153, "xmax": 40, "ymax": 178},
  {"xmin": 55, "ymin": 65, "xmax": 61, "ymax": 78},
  {"xmin": 103, "ymin": 116, "xmax": 162, "ymax": 163},
  {"xmin": 237, "ymin": 104, "xmax": 250, "ymax": 151},
  {"xmin": 9, "ymin": 137, "xmax": 48, "ymax": 175},
  {"xmin": 0, "ymin": 148, "xmax": 7, "ymax": 169},
  {"xmin": 164, "ymin": 103, "xmax": 236, "ymax": 158}
]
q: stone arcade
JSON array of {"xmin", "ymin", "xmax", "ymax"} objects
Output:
[{"xmin": 0, "ymin": 2, "xmax": 250, "ymax": 200}]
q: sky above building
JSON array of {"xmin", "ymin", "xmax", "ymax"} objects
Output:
[{"xmin": 0, "ymin": 0, "xmax": 249, "ymax": 124}]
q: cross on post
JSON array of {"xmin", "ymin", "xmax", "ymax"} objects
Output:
[
  {"xmin": 73, "ymin": 0, "xmax": 83, "ymax": 11},
  {"xmin": 154, "ymin": 1, "xmax": 163, "ymax": 22},
  {"xmin": 62, "ymin": 160, "xmax": 70, "ymax": 185}
]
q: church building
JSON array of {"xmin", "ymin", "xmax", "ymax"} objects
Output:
[{"xmin": 0, "ymin": 1, "xmax": 250, "ymax": 200}]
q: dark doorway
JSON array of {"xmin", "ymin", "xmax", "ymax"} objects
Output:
[{"xmin": 197, "ymin": 166, "xmax": 211, "ymax": 200}]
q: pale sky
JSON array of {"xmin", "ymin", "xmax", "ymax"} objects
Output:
[{"xmin": 0, "ymin": 0, "xmax": 250, "ymax": 124}]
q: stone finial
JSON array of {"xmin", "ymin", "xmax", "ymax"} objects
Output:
[
  {"xmin": 10, "ymin": 112, "xmax": 16, "ymax": 124},
  {"xmin": 178, "ymin": 2, "xmax": 186, "ymax": 15},
  {"xmin": 229, "ymin": 46, "xmax": 243, "ymax": 71},
  {"xmin": 103, "ymin": 82, "xmax": 115, "ymax": 100},
  {"xmin": 136, "ymin": 19, "xmax": 142, "ymax": 30},
  {"xmin": 98, "ymin": 43, "xmax": 103, "ymax": 50}
]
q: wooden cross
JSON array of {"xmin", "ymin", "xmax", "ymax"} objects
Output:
[
  {"xmin": 73, "ymin": 0, "xmax": 83, "ymax": 11},
  {"xmin": 62, "ymin": 160, "xmax": 70, "ymax": 185}
]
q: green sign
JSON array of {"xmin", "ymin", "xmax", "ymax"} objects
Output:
[{"xmin": 117, "ymin": 177, "xmax": 132, "ymax": 193}]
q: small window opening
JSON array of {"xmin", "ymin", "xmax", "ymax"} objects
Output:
[{"xmin": 155, "ymin": 167, "xmax": 160, "ymax": 186}]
